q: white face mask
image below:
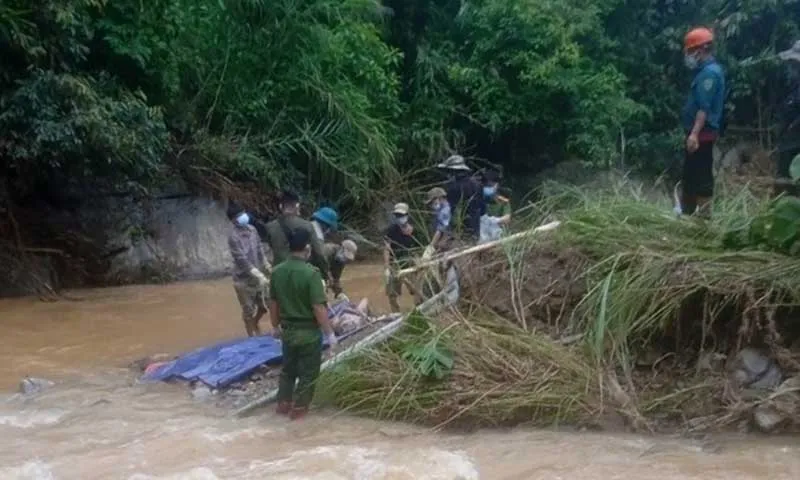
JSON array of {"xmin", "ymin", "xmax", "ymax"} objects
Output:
[
  {"xmin": 235, "ymin": 213, "xmax": 250, "ymax": 226},
  {"xmin": 684, "ymin": 54, "xmax": 699, "ymax": 70},
  {"xmin": 395, "ymin": 215, "xmax": 408, "ymax": 225},
  {"xmin": 335, "ymin": 251, "xmax": 348, "ymax": 263}
]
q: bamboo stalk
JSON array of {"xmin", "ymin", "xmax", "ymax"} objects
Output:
[{"xmin": 397, "ymin": 221, "xmax": 561, "ymax": 278}]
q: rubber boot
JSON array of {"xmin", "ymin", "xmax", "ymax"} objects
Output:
[
  {"xmin": 276, "ymin": 401, "xmax": 292, "ymax": 416},
  {"xmin": 289, "ymin": 406, "xmax": 309, "ymax": 420}
]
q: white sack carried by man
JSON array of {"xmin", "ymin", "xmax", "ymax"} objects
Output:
[{"xmin": 479, "ymin": 215, "xmax": 503, "ymax": 243}]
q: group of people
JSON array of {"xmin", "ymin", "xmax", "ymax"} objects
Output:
[
  {"xmin": 217, "ymin": 25, "xmax": 800, "ymax": 420},
  {"xmin": 223, "ymin": 157, "xmax": 514, "ymax": 418},
  {"xmin": 382, "ymin": 155, "xmax": 512, "ymax": 310},
  {"xmin": 226, "ymin": 192, "xmax": 357, "ymax": 419}
]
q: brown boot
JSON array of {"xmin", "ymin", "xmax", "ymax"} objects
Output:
[
  {"xmin": 289, "ymin": 406, "xmax": 309, "ymax": 420},
  {"xmin": 276, "ymin": 401, "xmax": 292, "ymax": 415}
]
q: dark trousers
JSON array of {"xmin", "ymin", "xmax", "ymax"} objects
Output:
[
  {"xmin": 277, "ymin": 329, "xmax": 323, "ymax": 408},
  {"xmin": 682, "ymin": 140, "xmax": 715, "ymax": 215}
]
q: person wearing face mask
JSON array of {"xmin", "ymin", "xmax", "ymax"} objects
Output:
[
  {"xmin": 269, "ymin": 227, "xmax": 336, "ymax": 420},
  {"xmin": 679, "ymin": 27, "xmax": 726, "ymax": 218},
  {"xmin": 776, "ymin": 40, "xmax": 800, "ymax": 192},
  {"xmin": 227, "ymin": 202, "xmax": 271, "ymax": 337},
  {"xmin": 425, "ymin": 187, "xmax": 452, "ymax": 254},
  {"xmin": 264, "ymin": 190, "xmax": 330, "ymax": 281},
  {"xmin": 479, "ymin": 171, "xmax": 511, "ymax": 243},
  {"xmin": 436, "ymin": 155, "xmax": 483, "ymax": 244},
  {"xmin": 322, "ymin": 239, "xmax": 358, "ymax": 299},
  {"xmin": 310, "ymin": 207, "xmax": 340, "ymax": 243},
  {"xmin": 383, "ymin": 202, "xmax": 421, "ymax": 311}
]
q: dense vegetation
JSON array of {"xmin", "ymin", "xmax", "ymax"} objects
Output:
[{"xmin": 2, "ymin": 0, "xmax": 799, "ymax": 209}]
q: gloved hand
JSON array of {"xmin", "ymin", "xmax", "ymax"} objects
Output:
[
  {"xmin": 268, "ymin": 326, "xmax": 282, "ymax": 339},
  {"xmin": 326, "ymin": 332, "xmax": 338, "ymax": 347},
  {"xmin": 422, "ymin": 245, "xmax": 435, "ymax": 260},
  {"xmin": 249, "ymin": 268, "xmax": 268, "ymax": 287}
]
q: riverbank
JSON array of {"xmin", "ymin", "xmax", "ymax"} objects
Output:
[{"xmin": 311, "ymin": 183, "xmax": 800, "ymax": 434}]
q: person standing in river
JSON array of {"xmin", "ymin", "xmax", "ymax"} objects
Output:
[
  {"xmin": 269, "ymin": 228, "xmax": 337, "ymax": 420},
  {"xmin": 383, "ymin": 202, "xmax": 420, "ymax": 311},
  {"xmin": 680, "ymin": 27, "xmax": 726, "ymax": 218},
  {"xmin": 263, "ymin": 190, "xmax": 330, "ymax": 281},
  {"xmin": 227, "ymin": 202, "xmax": 271, "ymax": 337}
]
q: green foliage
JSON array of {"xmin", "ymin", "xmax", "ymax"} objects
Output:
[{"xmin": 2, "ymin": 0, "xmax": 800, "ymax": 206}]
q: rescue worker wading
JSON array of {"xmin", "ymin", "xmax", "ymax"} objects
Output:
[
  {"xmin": 264, "ymin": 190, "xmax": 330, "ymax": 280},
  {"xmin": 479, "ymin": 171, "xmax": 511, "ymax": 243},
  {"xmin": 777, "ymin": 40, "xmax": 800, "ymax": 189},
  {"xmin": 383, "ymin": 202, "xmax": 420, "ymax": 311},
  {"xmin": 269, "ymin": 228, "xmax": 338, "ymax": 420},
  {"xmin": 680, "ymin": 27, "xmax": 726, "ymax": 217},
  {"xmin": 437, "ymin": 155, "xmax": 483, "ymax": 244},
  {"xmin": 322, "ymin": 239, "xmax": 358, "ymax": 298},
  {"xmin": 227, "ymin": 202, "xmax": 271, "ymax": 337}
]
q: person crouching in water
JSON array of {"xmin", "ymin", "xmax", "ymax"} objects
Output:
[
  {"xmin": 323, "ymin": 239, "xmax": 358, "ymax": 299},
  {"xmin": 269, "ymin": 228, "xmax": 338, "ymax": 420},
  {"xmin": 383, "ymin": 203, "xmax": 420, "ymax": 311},
  {"xmin": 227, "ymin": 202, "xmax": 271, "ymax": 337}
]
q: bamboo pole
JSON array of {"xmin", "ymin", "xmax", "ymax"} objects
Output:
[{"xmin": 397, "ymin": 220, "xmax": 561, "ymax": 278}]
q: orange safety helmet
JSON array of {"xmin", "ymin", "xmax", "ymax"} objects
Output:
[{"xmin": 684, "ymin": 27, "xmax": 714, "ymax": 52}]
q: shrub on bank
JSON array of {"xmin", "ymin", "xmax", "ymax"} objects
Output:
[{"xmin": 316, "ymin": 181, "xmax": 800, "ymax": 432}]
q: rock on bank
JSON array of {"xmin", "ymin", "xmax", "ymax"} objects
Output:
[{"xmin": 2, "ymin": 186, "xmax": 234, "ymax": 295}]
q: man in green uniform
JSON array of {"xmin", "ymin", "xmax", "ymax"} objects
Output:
[
  {"xmin": 269, "ymin": 228, "xmax": 338, "ymax": 420},
  {"xmin": 264, "ymin": 190, "xmax": 330, "ymax": 281},
  {"xmin": 480, "ymin": 171, "xmax": 511, "ymax": 243},
  {"xmin": 322, "ymin": 239, "xmax": 358, "ymax": 299}
]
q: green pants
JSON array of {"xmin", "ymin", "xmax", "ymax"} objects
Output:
[{"xmin": 277, "ymin": 328, "xmax": 323, "ymax": 408}]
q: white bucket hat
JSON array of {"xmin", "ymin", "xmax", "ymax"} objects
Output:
[
  {"xmin": 779, "ymin": 40, "xmax": 800, "ymax": 63},
  {"xmin": 436, "ymin": 154, "xmax": 471, "ymax": 171}
]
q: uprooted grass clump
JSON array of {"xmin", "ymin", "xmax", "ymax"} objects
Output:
[
  {"xmin": 317, "ymin": 180, "xmax": 800, "ymax": 432},
  {"xmin": 315, "ymin": 309, "xmax": 602, "ymax": 429}
]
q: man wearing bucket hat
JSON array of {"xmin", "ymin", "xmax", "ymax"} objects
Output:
[
  {"xmin": 322, "ymin": 239, "xmax": 358, "ymax": 298},
  {"xmin": 437, "ymin": 155, "xmax": 483, "ymax": 243},
  {"xmin": 264, "ymin": 190, "xmax": 329, "ymax": 280},
  {"xmin": 310, "ymin": 206, "xmax": 339, "ymax": 243},
  {"xmin": 383, "ymin": 202, "xmax": 421, "ymax": 311},
  {"xmin": 227, "ymin": 201, "xmax": 271, "ymax": 337},
  {"xmin": 680, "ymin": 27, "xmax": 726, "ymax": 217},
  {"xmin": 777, "ymin": 41, "xmax": 800, "ymax": 188}
]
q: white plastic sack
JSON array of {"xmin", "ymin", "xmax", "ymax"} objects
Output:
[{"xmin": 479, "ymin": 215, "xmax": 503, "ymax": 243}]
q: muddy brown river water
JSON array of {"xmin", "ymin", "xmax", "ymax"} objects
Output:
[{"xmin": 1, "ymin": 264, "xmax": 799, "ymax": 479}]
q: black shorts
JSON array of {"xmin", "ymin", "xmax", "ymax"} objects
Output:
[{"xmin": 682, "ymin": 141, "xmax": 714, "ymax": 197}]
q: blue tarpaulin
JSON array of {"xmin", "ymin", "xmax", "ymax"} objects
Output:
[{"xmin": 141, "ymin": 300, "xmax": 361, "ymax": 388}]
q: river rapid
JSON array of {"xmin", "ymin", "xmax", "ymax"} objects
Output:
[{"xmin": 1, "ymin": 264, "xmax": 799, "ymax": 479}]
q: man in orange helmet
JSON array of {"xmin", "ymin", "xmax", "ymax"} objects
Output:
[{"xmin": 680, "ymin": 27, "xmax": 726, "ymax": 217}]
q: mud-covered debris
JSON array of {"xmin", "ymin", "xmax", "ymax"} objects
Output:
[
  {"xmin": 19, "ymin": 377, "xmax": 54, "ymax": 395},
  {"xmin": 730, "ymin": 348, "xmax": 783, "ymax": 390}
]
